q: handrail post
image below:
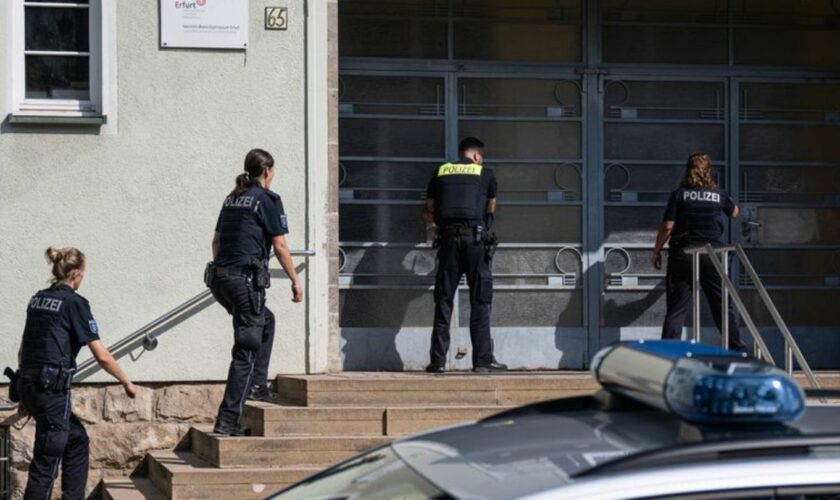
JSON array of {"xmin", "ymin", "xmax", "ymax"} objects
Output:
[
  {"xmin": 785, "ymin": 343, "xmax": 793, "ymax": 376},
  {"xmin": 721, "ymin": 249, "xmax": 729, "ymax": 349},
  {"xmin": 704, "ymin": 244, "xmax": 776, "ymax": 366},
  {"xmin": 692, "ymin": 251, "xmax": 701, "ymax": 342}
]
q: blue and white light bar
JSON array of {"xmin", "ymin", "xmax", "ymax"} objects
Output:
[{"xmin": 591, "ymin": 340, "xmax": 805, "ymax": 424}]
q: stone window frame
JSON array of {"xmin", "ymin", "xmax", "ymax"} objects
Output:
[{"xmin": 6, "ymin": 0, "xmax": 110, "ymax": 121}]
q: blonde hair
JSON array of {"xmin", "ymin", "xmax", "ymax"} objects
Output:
[
  {"xmin": 681, "ymin": 152, "xmax": 718, "ymax": 189},
  {"xmin": 45, "ymin": 247, "xmax": 86, "ymax": 284}
]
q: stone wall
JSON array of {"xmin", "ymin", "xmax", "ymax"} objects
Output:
[{"xmin": 1, "ymin": 382, "xmax": 224, "ymax": 500}]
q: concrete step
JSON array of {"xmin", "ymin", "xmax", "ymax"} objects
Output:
[
  {"xmin": 102, "ymin": 477, "xmax": 165, "ymax": 500},
  {"xmin": 276, "ymin": 372, "xmax": 598, "ymax": 406},
  {"xmin": 146, "ymin": 450, "xmax": 319, "ymax": 500},
  {"xmin": 190, "ymin": 427, "xmax": 392, "ymax": 468},
  {"xmin": 242, "ymin": 400, "xmax": 512, "ymax": 436}
]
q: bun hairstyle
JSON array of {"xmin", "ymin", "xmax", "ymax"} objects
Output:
[
  {"xmin": 681, "ymin": 152, "xmax": 718, "ymax": 189},
  {"xmin": 232, "ymin": 148, "xmax": 275, "ymax": 196},
  {"xmin": 45, "ymin": 246, "xmax": 86, "ymax": 284}
]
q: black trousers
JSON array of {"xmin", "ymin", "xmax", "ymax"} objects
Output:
[
  {"xmin": 662, "ymin": 248, "xmax": 746, "ymax": 350},
  {"xmin": 430, "ymin": 231, "xmax": 495, "ymax": 367},
  {"xmin": 211, "ymin": 274, "xmax": 275, "ymax": 427},
  {"xmin": 19, "ymin": 378, "xmax": 89, "ymax": 500}
]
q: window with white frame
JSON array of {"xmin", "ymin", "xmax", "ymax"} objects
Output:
[{"xmin": 11, "ymin": 0, "xmax": 102, "ymax": 117}]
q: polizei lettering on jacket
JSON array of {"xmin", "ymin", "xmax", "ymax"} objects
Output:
[
  {"xmin": 683, "ymin": 190, "xmax": 720, "ymax": 203},
  {"xmin": 29, "ymin": 296, "xmax": 63, "ymax": 312},
  {"xmin": 224, "ymin": 195, "xmax": 255, "ymax": 208}
]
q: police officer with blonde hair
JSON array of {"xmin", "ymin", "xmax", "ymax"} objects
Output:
[
  {"xmin": 423, "ymin": 137, "xmax": 507, "ymax": 373},
  {"xmin": 652, "ymin": 152, "xmax": 746, "ymax": 350},
  {"xmin": 15, "ymin": 247, "xmax": 137, "ymax": 499}
]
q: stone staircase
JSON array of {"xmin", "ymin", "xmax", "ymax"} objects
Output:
[{"xmin": 99, "ymin": 372, "xmax": 597, "ymax": 499}]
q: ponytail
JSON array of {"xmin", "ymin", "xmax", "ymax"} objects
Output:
[
  {"xmin": 45, "ymin": 246, "xmax": 86, "ymax": 284},
  {"xmin": 232, "ymin": 148, "xmax": 275, "ymax": 196}
]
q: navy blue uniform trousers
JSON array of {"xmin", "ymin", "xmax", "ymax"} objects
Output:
[
  {"xmin": 211, "ymin": 273, "xmax": 275, "ymax": 427},
  {"xmin": 20, "ymin": 376, "xmax": 89, "ymax": 500},
  {"xmin": 662, "ymin": 248, "xmax": 746, "ymax": 350},
  {"xmin": 430, "ymin": 229, "xmax": 494, "ymax": 368}
]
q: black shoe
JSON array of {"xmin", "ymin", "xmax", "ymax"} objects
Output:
[
  {"xmin": 213, "ymin": 423, "xmax": 249, "ymax": 436},
  {"xmin": 247, "ymin": 385, "xmax": 275, "ymax": 402},
  {"xmin": 472, "ymin": 362, "xmax": 508, "ymax": 373},
  {"xmin": 425, "ymin": 364, "xmax": 445, "ymax": 374}
]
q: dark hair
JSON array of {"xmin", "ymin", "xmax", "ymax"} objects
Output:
[
  {"xmin": 458, "ymin": 137, "xmax": 484, "ymax": 156},
  {"xmin": 232, "ymin": 148, "xmax": 275, "ymax": 196},
  {"xmin": 45, "ymin": 246, "xmax": 85, "ymax": 284},
  {"xmin": 681, "ymin": 152, "xmax": 717, "ymax": 189}
]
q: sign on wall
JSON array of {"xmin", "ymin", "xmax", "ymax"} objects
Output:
[{"xmin": 160, "ymin": 0, "xmax": 249, "ymax": 49}]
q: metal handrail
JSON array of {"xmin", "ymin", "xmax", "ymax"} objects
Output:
[
  {"xmin": 2, "ymin": 250, "xmax": 315, "ymax": 410},
  {"xmin": 685, "ymin": 244, "xmax": 821, "ymax": 389}
]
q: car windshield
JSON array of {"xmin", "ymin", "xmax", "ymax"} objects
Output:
[{"xmin": 269, "ymin": 445, "xmax": 452, "ymax": 500}]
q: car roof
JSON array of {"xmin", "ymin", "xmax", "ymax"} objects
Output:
[{"xmin": 390, "ymin": 393, "xmax": 840, "ymax": 500}]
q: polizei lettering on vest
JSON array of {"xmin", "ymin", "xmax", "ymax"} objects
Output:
[
  {"xmin": 224, "ymin": 196, "xmax": 255, "ymax": 208},
  {"xmin": 29, "ymin": 297, "xmax": 63, "ymax": 312},
  {"xmin": 683, "ymin": 190, "xmax": 720, "ymax": 203},
  {"xmin": 438, "ymin": 164, "xmax": 483, "ymax": 176}
]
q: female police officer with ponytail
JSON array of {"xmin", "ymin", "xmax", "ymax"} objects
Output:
[
  {"xmin": 208, "ymin": 148, "xmax": 303, "ymax": 436},
  {"xmin": 16, "ymin": 247, "xmax": 137, "ymax": 500},
  {"xmin": 652, "ymin": 152, "xmax": 746, "ymax": 351}
]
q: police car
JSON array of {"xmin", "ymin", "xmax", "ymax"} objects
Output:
[{"xmin": 270, "ymin": 341, "xmax": 840, "ymax": 499}]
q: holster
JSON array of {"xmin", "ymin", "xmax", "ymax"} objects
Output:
[
  {"xmin": 33, "ymin": 366, "xmax": 74, "ymax": 392},
  {"xmin": 484, "ymin": 232, "xmax": 499, "ymax": 262},
  {"xmin": 3, "ymin": 367, "xmax": 20, "ymax": 402},
  {"xmin": 249, "ymin": 258, "xmax": 271, "ymax": 289},
  {"xmin": 203, "ymin": 261, "xmax": 216, "ymax": 287}
]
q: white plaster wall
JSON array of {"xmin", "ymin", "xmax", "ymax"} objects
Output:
[{"xmin": 0, "ymin": 0, "xmax": 318, "ymax": 381}]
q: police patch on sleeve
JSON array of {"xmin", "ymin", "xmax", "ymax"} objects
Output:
[
  {"xmin": 280, "ymin": 214, "xmax": 288, "ymax": 230},
  {"xmin": 89, "ymin": 320, "xmax": 99, "ymax": 335}
]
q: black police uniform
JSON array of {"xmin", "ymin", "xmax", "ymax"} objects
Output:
[
  {"xmin": 661, "ymin": 186, "xmax": 746, "ymax": 350},
  {"xmin": 426, "ymin": 160, "xmax": 497, "ymax": 369},
  {"xmin": 18, "ymin": 284, "xmax": 100, "ymax": 500},
  {"xmin": 211, "ymin": 185, "xmax": 288, "ymax": 429}
]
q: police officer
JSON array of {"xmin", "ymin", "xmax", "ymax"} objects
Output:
[
  {"xmin": 423, "ymin": 137, "xmax": 507, "ymax": 373},
  {"xmin": 16, "ymin": 247, "xmax": 137, "ymax": 500},
  {"xmin": 652, "ymin": 152, "xmax": 746, "ymax": 350},
  {"xmin": 209, "ymin": 148, "xmax": 303, "ymax": 436}
]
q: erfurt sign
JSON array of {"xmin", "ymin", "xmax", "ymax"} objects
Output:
[{"xmin": 160, "ymin": 0, "xmax": 249, "ymax": 49}]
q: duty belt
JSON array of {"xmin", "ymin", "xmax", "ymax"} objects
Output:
[{"xmin": 214, "ymin": 265, "xmax": 252, "ymax": 278}]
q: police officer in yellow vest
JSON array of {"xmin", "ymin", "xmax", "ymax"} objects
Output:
[{"xmin": 423, "ymin": 137, "xmax": 507, "ymax": 373}]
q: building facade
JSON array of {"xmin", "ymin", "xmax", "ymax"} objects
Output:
[{"xmin": 2, "ymin": 0, "xmax": 840, "ymax": 380}]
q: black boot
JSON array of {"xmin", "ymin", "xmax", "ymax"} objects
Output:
[
  {"xmin": 213, "ymin": 422, "xmax": 249, "ymax": 436},
  {"xmin": 472, "ymin": 361, "xmax": 508, "ymax": 373},
  {"xmin": 247, "ymin": 385, "xmax": 275, "ymax": 402},
  {"xmin": 425, "ymin": 364, "xmax": 445, "ymax": 374}
]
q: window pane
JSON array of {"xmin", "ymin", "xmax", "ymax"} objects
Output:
[
  {"xmin": 743, "ymin": 290, "xmax": 840, "ymax": 327},
  {"xmin": 605, "ymin": 206, "xmax": 666, "ymax": 244},
  {"xmin": 340, "ymin": 205, "xmax": 426, "ymax": 243},
  {"xmin": 453, "ymin": 0, "xmax": 582, "ymax": 62},
  {"xmin": 496, "ymin": 206, "xmax": 581, "ymax": 243},
  {"xmin": 25, "ymin": 55, "xmax": 89, "ymax": 100},
  {"xmin": 340, "ymin": 290, "xmax": 434, "ymax": 327},
  {"xmin": 340, "ymin": 119, "xmax": 444, "ymax": 157},
  {"xmin": 459, "ymin": 78, "xmax": 582, "ymax": 118},
  {"xmin": 494, "ymin": 163, "xmax": 582, "ymax": 202},
  {"xmin": 605, "ymin": 81, "xmax": 725, "ymax": 120},
  {"xmin": 742, "ymin": 166, "xmax": 840, "ymax": 204},
  {"xmin": 741, "ymin": 126, "xmax": 840, "ymax": 162},
  {"xmin": 342, "ymin": 161, "xmax": 437, "ymax": 190},
  {"xmin": 602, "ymin": 0, "xmax": 728, "ymax": 64},
  {"xmin": 339, "ymin": 0, "xmax": 447, "ymax": 59},
  {"xmin": 340, "ymin": 76, "xmax": 444, "ymax": 116},
  {"xmin": 605, "ymin": 164, "xmax": 685, "ymax": 203},
  {"xmin": 604, "ymin": 26, "xmax": 727, "ymax": 65},
  {"xmin": 25, "ymin": 6, "xmax": 89, "ymax": 52},
  {"xmin": 755, "ymin": 208, "xmax": 840, "ymax": 245},
  {"xmin": 605, "ymin": 124, "xmax": 724, "ymax": 161},
  {"xmin": 735, "ymin": 0, "xmax": 840, "ymax": 68},
  {"xmin": 742, "ymin": 249, "xmax": 840, "ymax": 288},
  {"xmin": 460, "ymin": 121, "xmax": 581, "ymax": 159}
]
